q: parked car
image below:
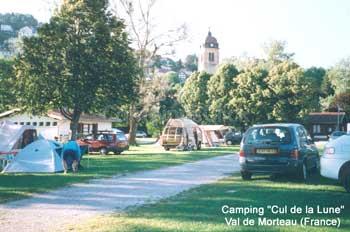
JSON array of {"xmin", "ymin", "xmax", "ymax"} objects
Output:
[
  {"xmin": 77, "ymin": 131, "xmax": 129, "ymax": 155},
  {"xmin": 321, "ymin": 134, "xmax": 350, "ymax": 192},
  {"xmin": 136, "ymin": 130, "xmax": 147, "ymax": 138},
  {"xmin": 224, "ymin": 131, "xmax": 243, "ymax": 145},
  {"xmin": 328, "ymin": 131, "xmax": 346, "ymax": 141},
  {"xmin": 239, "ymin": 123, "xmax": 319, "ymax": 181}
]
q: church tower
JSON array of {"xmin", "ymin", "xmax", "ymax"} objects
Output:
[{"xmin": 199, "ymin": 31, "xmax": 219, "ymax": 74}]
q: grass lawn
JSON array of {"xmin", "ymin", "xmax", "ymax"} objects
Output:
[
  {"xmin": 74, "ymin": 174, "xmax": 350, "ymax": 232},
  {"xmin": 0, "ymin": 145, "xmax": 238, "ymax": 203}
]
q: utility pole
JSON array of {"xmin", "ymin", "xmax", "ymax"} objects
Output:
[{"xmin": 336, "ymin": 104, "xmax": 340, "ymax": 131}]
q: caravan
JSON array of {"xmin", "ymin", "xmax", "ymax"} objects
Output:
[{"xmin": 160, "ymin": 118, "xmax": 202, "ymax": 151}]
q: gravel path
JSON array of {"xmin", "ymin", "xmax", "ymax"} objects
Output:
[{"xmin": 0, "ymin": 154, "xmax": 239, "ymax": 232}]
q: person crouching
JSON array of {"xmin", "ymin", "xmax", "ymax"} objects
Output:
[{"xmin": 62, "ymin": 140, "xmax": 81, "ymax": 174}]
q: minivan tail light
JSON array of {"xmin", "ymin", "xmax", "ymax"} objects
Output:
[
  {"xmin": 239, "ymin": 150, "xmax": 245, "ymax": 157},
  {"xmin": 290, "ymin": 149, "xmax": 299, "ymax": 159},
  {"xmin": 325, "ymin": 147, "xmax": 335, "ymax": 155}
]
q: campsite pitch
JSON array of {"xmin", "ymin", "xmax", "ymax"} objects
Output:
[
  {"xmin": 0, "ymin": 145, "xmax": 238, "ymax": 203},
  {"xmin": 0, "ymin": 154, "xmax": 238, "ymax": 232}
]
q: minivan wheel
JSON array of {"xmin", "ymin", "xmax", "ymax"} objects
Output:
[
  {"xmin": 164, "ymin": 147, "xmax": 170, "ymax": 151},
  {"xmin": 311, "ymin": 160, "xmax": 320, "ymax": 174},
  {"xmin": 226, "ymin": 140, "xmax": 232, "ymax": 145},
  {"xmin": 241, "ymin": 171, "xmax": 252, "ymax": 180},
  {"xmin": 100, "ymin": 148, "xmax": 107, "ymax": 155}
]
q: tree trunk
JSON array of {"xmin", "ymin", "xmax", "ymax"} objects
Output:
[
  {"xmin": 128, "ymin": 105, "xmax": 138, "ymax": 145},
  {"xmin": 70, "ymin": 108, "xmax": 82, "ymax": 140}
]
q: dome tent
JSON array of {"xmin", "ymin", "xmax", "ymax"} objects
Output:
[{"xmin": 2, "ymin": 139, "xmax": 64, "ymax": 173}]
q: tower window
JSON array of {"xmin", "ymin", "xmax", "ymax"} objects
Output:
[{"xmin": 209, "ymin": 52, "xmax": 215, "ymax": 62}]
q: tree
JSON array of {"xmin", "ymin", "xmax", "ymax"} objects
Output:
[
  {"xmin": 262, "ymin": 40, "xmax": 294, "ymax": 64},
  {"xmin": 321, "ymin": 74, "xmax": 335, "ymax": 97},
  {"xmin": 0, "ymin": 58, "xmax": 16, "ymax": 112},
  {"xmin": 207, "ymin": 63, "xmax": 239, "ymax": 125},
  {"xmin": 180, "ymin": 71, "xmax": 211, "ymax": 124},
  {"xmin": 329, "ymin": 92, "xmax": 350, "ymax": 115},
  {"xmin": 113, "ymin": 0, "xmax": 187, "ymax": 144},
  {"xmin": 229, "ymin": 66, "xmax": 270, "ymax": 129},
  {"xmin": 327, "ymin": 57, "xmax": 350, "ymax": 94},
  {"xmin": 304, "ymin": 67, "xmax": 327, "ymax": 111},
  {"xmin": 15, "ymin": 0, "xmax": 138, "ymax": 140},
  {"xmin": 184, "ymin": 54, "xmax": 198, "ymax": 72},
  {"xmin": 266, "ymin": 61, "xmax": 313, "ymax": 122}
]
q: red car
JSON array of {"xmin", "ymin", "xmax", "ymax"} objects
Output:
[{"xmin": 78, "ymin": 131, "xmax": 129, "ymax": 155}]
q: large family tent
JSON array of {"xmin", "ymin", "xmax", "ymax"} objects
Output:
[
  {"xmin": 2, "ymin": 139, "xmax": 64, "ymax": 173},
  {"xmin": 199, "ymin": 125, "xmax": 230, "ymax": 147}
]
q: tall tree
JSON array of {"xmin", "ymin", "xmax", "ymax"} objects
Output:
[
  {"xmin": 207, "ymin": 63, "xmax": 239, "ymax": 125},
  {"xmin": 0, "ymin": 58, "xmax": 16, "ymax": 112},
  {"xmin": 229, "ymin": 66, "xmax": 270, "ymax": 129},
  {"xmin": 112, "ymin": 0, "xmax": 187, "ymax": 144},
  {"xmin": 266, "ymin": 61, "xmax": 313, "ymax": 122},
  {"xmin": 146, "ymin": 72, "xmax": 184, "ymax": 137},
  {"xmin": 327, "ymin": 57, "xmax": 350, "ymax": 94},
  {"xmin": 15, "ymin": 0, "xmax": 138, "ymax": 140},
  {"xmin": 262, "ymin": 40, "xmax": 294, "ymax": 64},
  {"xmin": 180, "ymin": 71, "xmax": 211, "ymax": 124},
  {"xmin": 304, "ymin": 66, "xmax": 327, "ymax": 111},
  {"xmin": 184, "ymin": 54, "xmax": 198, "ymax": 72},
  {"xmin": 330, "ymin": 92, "xmax": 350, "ymax": 115}
]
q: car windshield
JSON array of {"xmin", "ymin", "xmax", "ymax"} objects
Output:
[
  {"xmin": 244, "ymin": 127, "xmax": 291, "ymax": 144},
  {"xmin": 116, "ymin": 132, "xmax": 127, "ymax": 141}
]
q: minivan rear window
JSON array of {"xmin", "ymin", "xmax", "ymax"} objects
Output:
[{"xmin": 244, "ymin": 127, "xmax": 291, "ymax": 144}]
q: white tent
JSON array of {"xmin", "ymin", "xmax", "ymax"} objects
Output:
[
  {"xmin": 2, "ymin": 139, "xmax": 64, "ymax": 173},
  {"xmin": 0, "ymin": 121, "xmax": 35, "ymax": 152}
]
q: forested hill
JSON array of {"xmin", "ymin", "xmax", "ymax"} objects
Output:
[{"xmin": 0, "ymin": 13, "xmax": 38, "ymax": 44}]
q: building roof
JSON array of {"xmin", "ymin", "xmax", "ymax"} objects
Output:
[
  {"xmin": 47, "ymin": 110, "xmax": 118, "ymax": 123},
  {"xmin": 0, "ymin": 108, "xmax": 21, "ymax": 118},
  {"xmin": 308, "ymin": 112, "xmax": 346, "ymax": 124},
  {"xmin": 204, "ymin": 31, "xmax": 219, "ymax": 48}
]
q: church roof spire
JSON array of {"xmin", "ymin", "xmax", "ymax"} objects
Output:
[{"xmin": 204, "ymin": 30, "xmax": 219, "ymax": 48}]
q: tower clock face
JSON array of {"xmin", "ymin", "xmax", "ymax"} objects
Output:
[{"xmin": 210, "ymin": 43, "xmax": 214, "ymax": 47}]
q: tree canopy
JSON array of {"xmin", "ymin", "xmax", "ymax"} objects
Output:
[
  {"xmin": 0, "ymin": 58, "xmax": 16, "ymax": 112},
  {"xmin": 15, "ymin": 0, "xmax": 138, "ymax": 139},
  {"xmin": 180, "ymin": 71, "xmax": 211, "ymax": 124},
  {"xmin": 207, "ymin": 63, "xmax": 239, "ymax": 125}
]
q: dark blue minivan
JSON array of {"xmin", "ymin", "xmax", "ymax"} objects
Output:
[{"xmin": 239, "ymin": 124, "xmax": 319, "ymax": 181}]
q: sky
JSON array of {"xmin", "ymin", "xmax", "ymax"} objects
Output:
[{"xmin": 1, "ymin": 0, "xmax": 350, "ymax": 68}]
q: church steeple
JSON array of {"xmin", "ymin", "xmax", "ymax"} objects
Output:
[{"xmin": 199, "ymin": 30, "xmax": 220, "ymax": 74}]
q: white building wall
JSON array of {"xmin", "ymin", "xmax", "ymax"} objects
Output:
[
  {"xmin": 98, "ymin": 122, "xmax": 113, "ymax": 131},
  {"xmin": 0, "ymin": 113, "xmax": 65, "ymax": 140},
  {"xmin": 0, "ymin": 113, "xmax": 113, "ymax": 142}
]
